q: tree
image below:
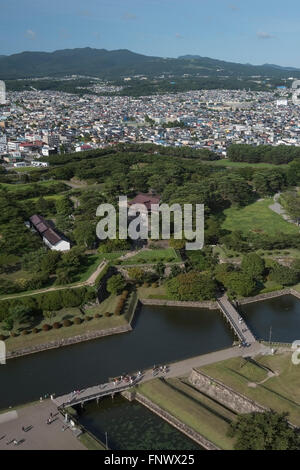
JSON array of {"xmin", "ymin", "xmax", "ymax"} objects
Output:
[
  {"xmin": 38, "ymin": 291, "xmax": 63, "ymax": 311},
  {"xmin": 127, "ymin": 267, "xmax": 145, "ymax": 281},
  {"xmin": 2, "ymin": 304, "xmax": 32, "ymax": 334},
  {"xmin": 35, "ymin": 196, "xmax": 54, "ymax": 216},
  {"xmin": 74, "ymin": 222, "xmax": 97, "ymax": 248},
  {"xmin": 106, "ymin": 275, "xmax": 126, "ymax": 295},
  {"xmin": 61, "ymin": 246, "xmax": 85, "ymax": 269},
  {"xmin": 169, "ymin": 265, "xmax": 183, "ymax": 279},
  {"xmin": 228, "ymin": 411, "xmax": 300, "ymax": 450},
  {"xmin": 43, "ymin": 311, "xmax": 55, "ymax": 324},
  {"xmin": 55, "ymin": 195, "xmax": 73, "ymax": 216},
  {"xmin": 166, "ymin": 272, "xmax": 216, "ymax": 301},
  {"xmin": 40, "ymin": 251, "xmax": 61, "ymax": 274},
  {"xmin": 214, "ymin": 263, "xmax": 235, "ymax": 284},
  {"xmin": 22, "ymin": 248, "xmax": 47, "ymax": 273},
  {"xmin": 98, "ymin": 238, "xmax": 131, "ymax": 253},
  {"xmin": 269, "ymin": 263, "xmax": 299, "ymax": 286},
  {"xmin": 0, "ymin": 254, "xmax": 19, "ymax": 274},
  {"xmin": 280, "ymin": 191, "xmax": 300, "ymax": 223},
  {"xmin": 2, "ymin": 317, "xmax": 14, "ymax": 335},
  {"xmin": 55, "ymin": 267, "xmax": 76, "ymax": 285},
  {"xmin": 155, "ymin": 262, "xmax": 165, "ymax": 279},
  {"xmin": 222, "ymin": 271, "xmax": 256, "ymax": 298},
  {"xmin": 241, "ymin": 253, "xmax": 265, "ymax": 280},
  {"xmin": 221, "ymin": 231, "xmax": 249, "ymax": 252}
]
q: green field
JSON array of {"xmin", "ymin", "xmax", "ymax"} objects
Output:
[
  {"xmin": 0, "ymin": 180, "xmax": 65, "ymax": 192},
  {"xmin": 0, "ymin": 303, "xmax": 128, "ymax": 352},
  {"xmin": 222, "ymin": 199, "xmax": 299, "ymax": 236},
  {"xmin": 204, "ymin": 160, "xmax": 288, "ymax": 169},
  {"xmin": 200, "ymin": 353, "xmax": 300, "ymax": 426},
  {"xmin": 23, "ymin": 194, "xmax": 64, "ymax": 203},
  {"xmin": 138, "ymin": 285, "xmax": 171, "ymax": 300},
  {"xmin": 137, "ymin": 379, "xmax": 235, "ymax": 449},
  {"xmin": 97, "ymin": 252, "xmax": 126, "ymax": 263}
]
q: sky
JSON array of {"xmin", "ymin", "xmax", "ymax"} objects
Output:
[{"xmin": 1, "ymin": 0, "xmax": 300, "ymax": 67}]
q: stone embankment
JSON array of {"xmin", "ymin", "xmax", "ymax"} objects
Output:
[
  {"xmin": 6, "ymin": 324, "xmax": 132, "ymax": 360},
  {"xmin": 189, "ymin": 369, "xmax": 267, "ymax": 414},
  {"xmin": 140, "ymin": 298, "xmax": 218, "ymax": 310},
  {"xmin": 134, "ymin": 391, "xmax": 220, "ymax": 450},
  {"xmin": 238, "ymin": 288, "xmax": 300, "ymax": 305}
]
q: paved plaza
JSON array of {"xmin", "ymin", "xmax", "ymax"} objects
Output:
[{"xmin": 0, "ymin": 400, "xmax": 85, "ymax": 450}]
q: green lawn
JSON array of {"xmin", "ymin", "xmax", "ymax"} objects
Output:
[
  {"xmin": 121, "ymin": 248, "xmax": 180, "ymax": 265},
  {"xmin": 137, "ymin": 379, "xmax": 234, "ymax": 449},
  {"xmin": 222, "ymin": 199, "xmax": 299, "ymax": 236},
  {"xmin": 204, "ymin": 160, "xmax": 288, "ymax": 169},
  {"xmin": 137, "ymin": 285, "xmax": 172, "ymax": 300},
  {"xmin": 97, "ymin": 252, "xmax": 126, "ymax": 263},
  {"xmin": 0, "ymin": 180, "xmax": 66, "ymax": 192},
  {"xmin": 200, "ymin": 353, "xmax": 300, "ymax": 426},
  {"xmin": 85, "ymin": 294, "xmax": 122, "ymax": 316},
  {"xmin": 9, "ymin": 166, "xmax": 45, "ymax": 173},
  {"xmin": 1, "ymin": 303, "xmax": 128, "ymax": 353},
  {"xmin": 23, "ymin": 194, "xmax": 64, "ymax": 203}
]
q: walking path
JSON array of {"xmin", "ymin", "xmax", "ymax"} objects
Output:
[
  {"xmin": 269, "ymin": 193, "xmax": 299, "ymax": 227},
  {"xmin": 217, "ymin": 295, "xmax": 256, "ymax": 344},
  {"xmin": 53, "ymin": 341, "xmax": 269, "ymax": 409},
  {"xmin": 0, "ymin": 260, "xmax": 108, "ymax": 302}
]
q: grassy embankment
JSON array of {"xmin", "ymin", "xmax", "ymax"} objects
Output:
[
  {"xmin": 200, "ymin": 353, "xmax": 300, "ymax": 426},
  {"xmin": 137, "ymin": 378, "xmax": 236, "ymax": 450}
]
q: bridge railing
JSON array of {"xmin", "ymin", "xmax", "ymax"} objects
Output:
[{"xmin": 217, "ymin": 300, "xmax": 245, "ymax": 342}]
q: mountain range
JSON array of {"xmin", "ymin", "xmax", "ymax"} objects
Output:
[{"xmin": 0, "ymin": 47, "xmax": 299, "ymax": 80}]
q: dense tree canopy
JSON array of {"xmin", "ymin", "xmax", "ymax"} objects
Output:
[
  {"xmin": 228, "ymin": 411, "xmax": 300, "ymax": 450},
  {"xmin": 166, "ymin": 271, "xmax": 217, "ymax": 301}
]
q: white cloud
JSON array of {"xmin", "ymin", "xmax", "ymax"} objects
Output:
[
  {"xmin": 25, "ymin": 29, "xmax": 36, "ymax": 40},
  {"xmin": 257, "ymin": 31, "xmax": 275, "ymax": 40}
]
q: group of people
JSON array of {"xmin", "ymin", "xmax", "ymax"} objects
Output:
[
  {"xmin": 46, "ymin": 412, "xmax": 54, "ymax": 425},
  {"xmin": 152, "ymin": 364, "xmax": 169, "ymax": 376},
  {"xmin": 112, "ymin": 375, "xmax": 134, "ymax": 387}
]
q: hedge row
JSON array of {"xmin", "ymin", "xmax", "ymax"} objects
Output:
[{"xmin": 114, "ymin": 290, "xmax": 129, "ymax": 316}]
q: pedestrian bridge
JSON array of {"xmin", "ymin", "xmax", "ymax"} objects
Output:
[
  {"xmin": 217, "ymin": 295, "xmax": 256, "ymax": 345},
  {"xmin": 53, "ymin": 379, "xmax": 135, "ymax": 409}
]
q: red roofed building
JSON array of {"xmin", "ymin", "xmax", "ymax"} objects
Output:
[
  {"xmin": 128, "ymin": 193, "xmax": 161, "ymax": 212},
  {"xmin": 29, "ymin": 215, "xmax": 70, "ymax": 251}
]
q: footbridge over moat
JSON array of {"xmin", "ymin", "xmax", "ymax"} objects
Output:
[
  {"xmin": 53, "ymin": 342, "xmax": 268, "ymax": 410},
  {"xmin": 217, "ymin": 295, "xmax": 256, "ymax": 345}
]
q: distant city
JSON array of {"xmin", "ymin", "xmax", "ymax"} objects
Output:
[{"xmin": 0, "ymin": 76, "xmax": 298, "ymax": 168}]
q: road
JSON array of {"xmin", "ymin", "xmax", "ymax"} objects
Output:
[{"xmin": 269, "ymin": 193, "xmax": 298, "ymax": 226}]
